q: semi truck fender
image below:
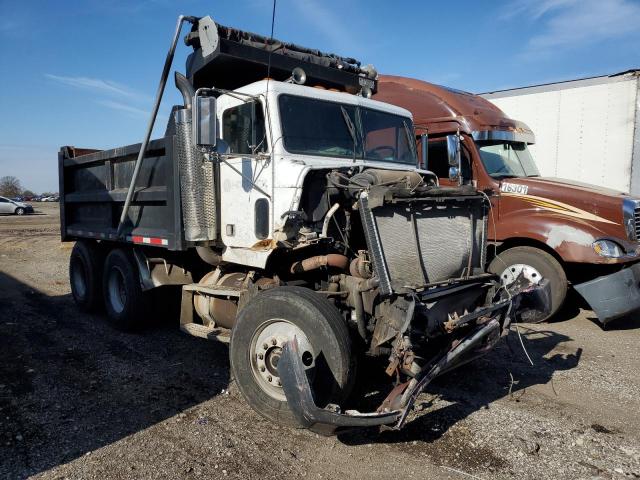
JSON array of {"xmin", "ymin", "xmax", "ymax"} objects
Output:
[{"xmin": 495, "ymin": 213, "xmax": 619, "ymax": 264}]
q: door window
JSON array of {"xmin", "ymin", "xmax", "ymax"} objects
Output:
[
  {"xmin": 222, "ymin": 101, "xmax": 267, "ymax": 155},
  {"xmin": 427, "ymin": 138, "xmax": 472, "ymax": 182}
]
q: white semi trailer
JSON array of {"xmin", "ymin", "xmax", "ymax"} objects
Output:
[{"xmin": 481, "ymin": 70, "xmax": 640, "ymax": 195}]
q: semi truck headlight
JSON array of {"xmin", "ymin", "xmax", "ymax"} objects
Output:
[{"xmin": 593, "ymin": 240, "xmax": 624, "ymax": 258}]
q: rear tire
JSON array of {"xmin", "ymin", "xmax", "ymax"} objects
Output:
[
  {"xmin": 488, "ymin": 246, "xmax": 567, "ymax": 323},
  {"xmin": 102, "ymin": 248, "xmax": 148, "ymax": 331},
  {"xmin": 230, "ymin": 286, "xmax": 353, "ymax": 428},
  {"xmin": 69, "ymin": 241, "xmax": 104, "ymax": 312}
]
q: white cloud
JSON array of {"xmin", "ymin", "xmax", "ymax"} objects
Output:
[
  {"xmin": 508, "ymin": 0, "xmax": 640, "ymax": 53},
  {"xmin": 45, "ymin": 74, "xmax": 145, "ymax": 99},
  {"xmin": 96, "ymin": 100, "xmax": 150, "ymax": 118}
]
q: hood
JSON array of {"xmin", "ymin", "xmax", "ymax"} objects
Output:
[
  {"xmin": 499, "ymin": 176, "xmax": 632, "ymax": 228},
  {"xmin": 13, "ymin": 200, "xmax": 27, "ymax": 207}
]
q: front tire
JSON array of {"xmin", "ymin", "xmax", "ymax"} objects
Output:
[
  {"xmin": 230, "ymin": 286, "xmax": 353, "ymax": 428},
  {"xmin": 488, "ymin": 246, "xmax": 567, "ymax": 323},
  {"xmin": 102, "ymin": 248, "xmax": 148, "ymax": 331},
  {"xmin": 15, "ymin": 207, "xmax": 24, "ymax": 215}
]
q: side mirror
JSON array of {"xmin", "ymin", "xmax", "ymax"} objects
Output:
[
  {"xmin": 446, "ymin": 134, "xmax": 461, "ymax": 183},
  {"xmin": 420, "ymin": 133, "xmax": 428, "ymax": 170},
  {"xmin": 193, "ymin": 94, "xmax": 217, "ymax": 148}
]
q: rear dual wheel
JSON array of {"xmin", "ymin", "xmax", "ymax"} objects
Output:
[
  {"xmin": 230, "ymin": 286, "xmax": 353, "ymax": 427},
  {"xmin": 102, "ymin": 248, "xmax": 148, "ymax": 331},
  {"xmin": 69, "ymin": 241, "xmax": 104, "ymax": 312},
  {"xmin": 69, "ymin": 243, "xmax": 148, "ymax": 331}
]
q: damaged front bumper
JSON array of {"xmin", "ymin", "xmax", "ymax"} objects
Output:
[
  {"xmin": 277, "ymin": 280, "xmax": 549, "ymax": 432},
  {"xmin": 574, "ymin": 262, "xmax": 640, "ymax": 325}
]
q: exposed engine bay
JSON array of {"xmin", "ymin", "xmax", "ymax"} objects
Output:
[{"xmin": 193, "ymin": 167, "xmax": 550, "ymax": 431}]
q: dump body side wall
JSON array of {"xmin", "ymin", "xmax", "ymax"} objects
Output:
[{"xmin": 59, "ymin": 137, "xmax": 186, "ymax": 251}]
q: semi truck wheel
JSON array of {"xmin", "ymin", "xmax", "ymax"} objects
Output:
[
  {"xmin": 102, "ymin": 248, "xmax": 148, "ymax": 331},
  {"xmin": 230, "ymin": 286, "xmax": 353, "ymax": 428},
  {"xmin": 488, "ymin": 246, "xmax": 567, "ymax": 323},
  {"xmin": 69, "ymin": 240, "xmax": 104, "ymax": 312}
]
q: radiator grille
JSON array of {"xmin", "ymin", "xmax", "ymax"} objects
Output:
[
  {"xmin": 635, "ymin": 206, "xmax": 640, "ymax": 240},
  {"xmin": 373, "ymin": 199, "xmax": 485, "ymax": 291}
]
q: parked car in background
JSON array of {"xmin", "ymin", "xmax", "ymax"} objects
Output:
[
  {"xmin": 41, "ymin": 196, "xmax": 59, "ymax": 202},
  {"xmin": 0, "ymin": 196, "xmax": 34, "ymax": 215}
]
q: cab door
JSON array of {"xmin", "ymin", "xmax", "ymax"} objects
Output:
[{"xmin": 216, "ymin": 95, "xmax": 272, "ymax": 253}]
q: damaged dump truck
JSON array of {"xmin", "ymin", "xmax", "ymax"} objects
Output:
[{"xmin": 59, "ymin": 16, "xmax": 548, "ymax": 431}]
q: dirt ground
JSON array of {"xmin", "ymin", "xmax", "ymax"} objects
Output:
[{"xmin": 1, "ymin": 203, "xmax": 639, "ymax": 480}]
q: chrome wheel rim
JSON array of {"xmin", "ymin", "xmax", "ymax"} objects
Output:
[
  {"xmin": 499, "ymin": 263, "xmax": 542, "ymax": 286},
  {"xmin": 250, "ymin": 319, "xmax": 315, "ymax": 401}
]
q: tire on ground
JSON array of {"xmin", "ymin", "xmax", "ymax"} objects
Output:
[
  {"xmin": 102, "ymin": 248, "xmax": 149, "ymax": 331},
  {"xmin": 488, "ymin": 245, "xmax": 567, "ymax": 323},
  {"xmin": 229, "ymin": 286, "xmax": 353, "ymax": 428},
  {"xmin": 69, "ymin": 240, "xmax": 104, "ymax": 312},
  {"xmin": 14, "ymin": 207, "xmax": 24, "ymax": 215}
]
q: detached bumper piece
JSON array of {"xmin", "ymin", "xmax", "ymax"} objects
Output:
[
  {"xmin": 277, "ymin": 338, "xmax": 402, "ymax": 430},
  {"xmin": 277, "ymin": 318, "xmax": 503, "ymax": 432},
  {"xmin": 574, "ymin": 263, "xmax": 640, "ymax": 325}
]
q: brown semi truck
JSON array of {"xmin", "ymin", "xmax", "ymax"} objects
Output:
[{"xmin": 376, "ymin": 75, "xmax": 640, "ymax": 325}]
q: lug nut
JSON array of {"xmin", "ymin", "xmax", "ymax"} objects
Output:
[
  {"xmin": 258, "ymin": 353, "xmax": 264, "ymax": 360},
  {"xmin": 267, "ymin": 375, "xmax": 272, "ymax": 382},
  {"xmin": 263, "ymin": 343, "xmax": 268, "ymax": 350},
  {"xmin": 260, "ymin": 366, "xmax": 265, "ymax": 372},
  {"xmin": 276, "ymin": 380, "xmax": 281, "ymax": 386},
  {"xmin": 271, "ymin": 338, "xmax": 277, "ymax": 346}
]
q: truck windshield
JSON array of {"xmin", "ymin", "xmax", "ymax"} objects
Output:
[
  {"xmin": 477, "ymin": 141, "xmax": 540, "ymax": 178},
  {"xmin": 278, "ymin": 94, "xmax": 416, "ymax": 164}
]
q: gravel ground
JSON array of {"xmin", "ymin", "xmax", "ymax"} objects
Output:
[{"xmin": 1, "ymin": 203, "xmax": 639, "ymax": 480}]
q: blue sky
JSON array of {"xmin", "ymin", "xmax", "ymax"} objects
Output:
[{"xmin": 1, "ymin": 0, "xmax": 639, "ymax": 193}]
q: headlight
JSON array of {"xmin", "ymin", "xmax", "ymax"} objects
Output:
[{"xmin": 593, "ymin": 240, "xmax": 625, "ymax": 258}]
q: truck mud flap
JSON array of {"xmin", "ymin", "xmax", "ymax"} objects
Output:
[
  {"xmin": 574, "ymin": 263, "xmax": 640, "ymax": 325},
  {"xmin": 277, "ymin": 318, "xmax": 503, "ymax": 432}
]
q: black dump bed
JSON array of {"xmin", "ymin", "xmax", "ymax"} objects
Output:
[{"xmin": 59, "ymin": 138, "xmax": 186, "ymax": 250}]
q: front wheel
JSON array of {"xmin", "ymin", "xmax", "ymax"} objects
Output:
[
  {"xmin": 14, "ymin": 207, "xmax": 24, "ymax": 215},
  {"xmin": 229, "ymin": 286, "xmax": 353, "ymax": 428},
  {"xmin": 488, "ymin": 246, "xmax": 567, "ymax": 323}
]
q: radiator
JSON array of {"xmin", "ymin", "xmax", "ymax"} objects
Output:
[{"xmin": 362, "ymin": 194, "xmax": 486, "ymax": 293}]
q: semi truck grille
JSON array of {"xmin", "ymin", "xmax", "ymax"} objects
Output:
[{"xmin": 367, "ymin": 197, "xmax": 486, "ymax": 292}]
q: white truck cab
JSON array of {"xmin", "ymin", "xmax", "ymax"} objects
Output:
[{"xmin": 216, "ymin": 80, "xmax": 422, "ymax": 267}]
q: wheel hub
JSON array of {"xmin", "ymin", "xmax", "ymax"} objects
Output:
[
  {"xmin": 499, "ymin": 263, "xmax": 542, "ymax": 286},
  {"xmin": 107, "ymin": 267, "xmax": 127, "ymax": 314},
  {"xmin": 251, "ymin": 320, "xmax": 315, "ymax": 401}
]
